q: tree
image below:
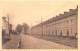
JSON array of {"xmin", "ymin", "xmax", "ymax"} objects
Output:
[
  {"xmin": 16, "ymin": 24, "xmax": 23, "ymax": 34},
  {"xmin": 22, "ymin": 23, "xmax": 29, "ymax": 34}
]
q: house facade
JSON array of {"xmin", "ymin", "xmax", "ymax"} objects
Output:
[{"xmin": 31, "ymin": 7, "xmax": 78, "ymax": 38}]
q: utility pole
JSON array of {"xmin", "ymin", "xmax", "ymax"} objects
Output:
[
  {"xmin": 41, "ymin": 17, "xmax": 43, "ymax": 36},
  {"xmin": 31, "ymin": 23, "xmax": 32, "ymax": 35}
]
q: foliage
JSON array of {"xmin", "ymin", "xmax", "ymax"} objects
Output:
[
  {"xmin": 22, "ymin": 23, "xmax": 29, "ymax": 34},
  {"xmin": 16, "ymin": 24, "xmax": 23, "ymax": 34}
]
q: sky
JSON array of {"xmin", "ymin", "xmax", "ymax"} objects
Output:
[{"xmin": 0, "ymin": 0, "xmax": 77, "ymax": 29}]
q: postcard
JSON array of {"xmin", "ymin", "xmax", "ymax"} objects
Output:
[{"xmin": 0, "ymin": 0, "xmax": 79, "ymax": 51}]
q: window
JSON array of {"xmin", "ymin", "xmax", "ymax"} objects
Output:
[
  {"xmin": 67, "ymin": 30, "xmax": 69, "ymax": 37},
  {"xmin": 60, "ymin": 30, "xmax": 62, "ymax": 36},
  {"xmin": 75, "ymin": 32, "xmax": 77, "ymax": 38},
  {"xmin": 55, "ymin": 30, "xmax": 57, "ymax": 36}
]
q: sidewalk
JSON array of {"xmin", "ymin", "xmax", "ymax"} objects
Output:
[{"xmin": 2, "ymin": 34, "xmax": 20, "ymax": 49}]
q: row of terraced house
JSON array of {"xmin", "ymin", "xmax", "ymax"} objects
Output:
[{"xmin": 31, "ymin": 7, "xmax": 78, "ymax": 39}]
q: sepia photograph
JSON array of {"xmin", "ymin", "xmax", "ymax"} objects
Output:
[{"xmin": 1, "ymin": 0, "xmax": 78, "ymax": 49}]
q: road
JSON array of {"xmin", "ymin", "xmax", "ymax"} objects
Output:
[
  {"xmin": 20, "ymin": 34, "xmax": 73, "ymax": 49},
  {"xmin": 3, "ymin": 34, "xmax": 73, "ymax": 49}
]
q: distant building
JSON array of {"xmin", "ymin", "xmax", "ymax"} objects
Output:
[{"xmin": 31, "ymin": 7, "xmax": 78, "ymax": 38}]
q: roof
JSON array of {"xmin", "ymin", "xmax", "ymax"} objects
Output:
[{"xmin": 32, "ymin": 7, "xmax": 78, "ymax": 28}]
